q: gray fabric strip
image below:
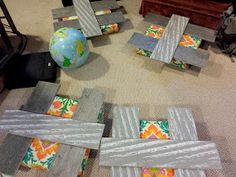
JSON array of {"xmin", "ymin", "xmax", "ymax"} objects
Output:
[
  {"xmin": 45, "ymin": 144, "xmax": 86, "ymax": 177},
  {"xmin": 91, "ymin": 0, "xmax": 119, "ymax": 11},
  {"xmin": 52, "ymin": 6, "xmax": 76, "ymax": 20},
  {"xmin": 22, "ymin": 81, "xmax": 60, "ymax": 114},
  {"xmin": 150, "ymin": 15, "xmax": 189, "ymax": 63},
  {"xmin": 96, "ymin": 11, "xmax": 125, "ymax": 26},
  {"xmin": 53, "ymin": 20, "xmax": 81, "ymax": 31},
  {"xmin": 168, "ymin": 107, "xmax": 198, "ymax": 141},
  {"xmin": 112, "ymin": 106, "xmax": 140, "ymax": 139},
  {"xmin": 0, "ymin": 134, "xmax": 32, "ymax": 177},
  {"xmin": 111, "ymin": 106, "xmax": 141, "ymax": 177},
  {"xmin": 73, "ymin": 0, "xmax": 102, "ymax": 37},
  {"xmin": 100, "ymin": 138, "xmax": 222, "ymax": 169},
  {"xmin": 128, "ymin": 32, "xmax": 157, "ymax": 52},
  {"xmin": 173, "ymin": 47, "xmax": 209, "ymax": 68},
  {"xmin": 168, "ymin": 107, "xmax": 207, "ymax": 177},
  {"xmin": 0, "ymin": 110, "xmax": 104, "ymax": 149},
  {"xmin": 73, "ymin": 88, "xmax": 105, "ymax": 123}
]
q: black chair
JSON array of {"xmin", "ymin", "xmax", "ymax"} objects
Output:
[{"xmin": 0, "ymin": 0, "xmax": 17, "ymax": 73}]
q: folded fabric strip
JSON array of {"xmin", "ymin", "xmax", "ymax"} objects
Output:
[
  {"xmin": 22, "ymin": 96, "xmax": 103, "ymax": 177},
  {"xmin": 139, "ymin": 120, "xmax": 174, "ymax": 177},
  {"xmin": 62, "ymin": 10, "xmax": 119, "ymax": 35},
  {"xmin": 137, "ymin": 25, "xmax": 202, "ymax": 70}
]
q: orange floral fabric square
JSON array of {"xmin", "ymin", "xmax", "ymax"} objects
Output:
[{"xmin": 140, "ymin": 120, "xmax": 174, "ymax": 177}]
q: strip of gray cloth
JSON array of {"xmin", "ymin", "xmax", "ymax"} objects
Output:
[
  {"xmin": 110, "ymin": 106, "xmax": 141, "ymax": 177},
  {"xmin": 168, "ymin": 107, "xmax": 207, "ymax": 177}
]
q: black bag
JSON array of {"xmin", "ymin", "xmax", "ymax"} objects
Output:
[
  {"xmin": 61, "ymin": 0, "xmax": 101, "ymax": 7},
  {"xmin": 61, "ymin": 0, "xmax": 73, "ymax": 7},
  {"xmin": 216, "ymin": 5, "xmax": 236, "ymax": 58},
  {"xmin": 5, "ymin": 52, "xmax": 58, "ymax": 89}
]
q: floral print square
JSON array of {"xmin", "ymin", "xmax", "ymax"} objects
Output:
[{"xmin": 140, "ymin": 120, "xmax": 174, "ymax": 177}]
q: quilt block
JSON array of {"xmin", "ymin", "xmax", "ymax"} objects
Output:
[
  {"xmin": 22, "ymin": 96, "xmax": 102, "ymax": 177},
  {"xmin": 137, "ymin": 25, "xmax": 202, "ymax": 70}
]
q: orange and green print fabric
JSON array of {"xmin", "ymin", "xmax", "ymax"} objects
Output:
[
  {"xmin": 22, "ymin": 96, "xmax": 103, "ymax": 177},
  {"xmin": 137, "ymin": 25, "xmax": 202, "ymax": 70},
  {"xmin": 140, "ymin": 120, "xmax": 174, "ymax": 177}
]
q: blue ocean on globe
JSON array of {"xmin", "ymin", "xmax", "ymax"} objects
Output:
[{"xmin": 49, "ymin": 27, "xmax": 89, "ymax": 69}]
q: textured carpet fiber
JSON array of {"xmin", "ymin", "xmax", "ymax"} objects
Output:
[{"xmin": 0, "ymin": 0, "xmax": 236, "ymax": 177}]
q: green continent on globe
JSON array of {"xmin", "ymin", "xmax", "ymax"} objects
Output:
[
  {"xmin": 77, "ymin": 40, "xmax": 85, "ymax": 57},
  {"xmin": 50, "ymin": 28, "xmax": 68, "ymax": 47},
  {"xmin": 55, "ymin": 28, "xmax": 67, "ymax": 38},
  {"xmin": 63, "ymin": 56, "xmax": 71, "ymax": 67}
]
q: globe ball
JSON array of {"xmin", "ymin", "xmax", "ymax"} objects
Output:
[{"xmin": 49, "ymin": 27, "xmax": 89, "ymax": 69}]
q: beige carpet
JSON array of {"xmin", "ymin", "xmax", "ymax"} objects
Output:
[{"xmin": 0, "ymin": 0, "xmax": 236, "ymax": 177}]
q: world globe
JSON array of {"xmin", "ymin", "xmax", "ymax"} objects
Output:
[{"xmin": 49, "ymin": 27, "xmax": 89, "ymax": 69}]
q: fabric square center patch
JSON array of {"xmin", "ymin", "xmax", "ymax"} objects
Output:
[{"xmin": 140, "ymin": 120, "xmax": 174, "ymax": 177}]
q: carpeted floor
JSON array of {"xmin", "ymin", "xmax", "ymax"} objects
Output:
[{"xmin": 0, "ymin": 0, "xmax": 236, "ymax": 177}]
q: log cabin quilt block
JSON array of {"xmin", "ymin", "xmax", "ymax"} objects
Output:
[
  {"xmin": 22, "ymin": 96, "xmax": 103, "ymax": 177},
  {"xmin": 62, "ymin": 10, "xmax": 119, "ymax": 35},
  {"xmin": 137, "ymin": 25, "xmax": 202, "ymax": 70}
]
